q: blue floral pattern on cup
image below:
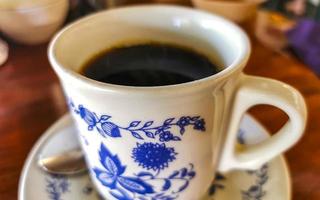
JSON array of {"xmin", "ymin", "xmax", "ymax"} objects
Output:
[
  {"xmin": 68, "ymin": 99, "xmax": 206, "ymax": 142},
  {"xmin": 93, "ymin": 143, "xmax": 195, "ymax": 200},
  {"xmin": 44, "ymin": 129, "xmax": 270, "ymax": 200},
  {"xmin": 67, "ymin": 98, "xmax": 204, "ymax": 198}
]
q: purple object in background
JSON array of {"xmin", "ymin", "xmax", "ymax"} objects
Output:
[{"xmin": 286, "ymin": 19, "xmax": 320, "ymax": 75}]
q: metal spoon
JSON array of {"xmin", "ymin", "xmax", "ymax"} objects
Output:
[{"xmin": 38, "ymin": 148, "xmax": 87, "ymax": 175}]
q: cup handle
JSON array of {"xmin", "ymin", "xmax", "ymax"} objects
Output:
[{"xmin": 218, "ymin": 74, "xmax": 307, "ymax": 172}]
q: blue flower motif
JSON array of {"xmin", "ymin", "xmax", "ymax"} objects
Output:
[
  {"xmin": 132, "ymin": 142, "xmax": 177, "ymax": 172},
  {"xmin": 243, "ymin": 185, "xmax": 265, "ymax": 199},
  {"xmin": 93, "ymin": 143, "xmax": 195, "ymax": 200},
  {"xmin": 101, "ymin": 122, "xmax": 121, "ymax": 137},
  {"xmin": 93, "ymin": 144, "xmax": 126, "ymax": 189},
  {"xmin": 176, "ymin": 117, "xmax": 191, "ymax": 127},
  {"xmin": 242, "ymin": 164, "xmax": 268, "ymax": 200},
  {"xmin": 159, "ymin": 131, "xmax": 174, "ymax": 142},
  {"xmin": 193, "ymin": 119, "xmax": 206, "ymax": 131},
  {"xmin": 59, "ymin": 179, "xmax": 70, "ymax": 193},
  {"xmin": 93, "ymin": 143, "xmax": 154, "ymax": 194},
  {"xmin": 46, "ymin": 175, "xmax": 70, "ymax": 200}
]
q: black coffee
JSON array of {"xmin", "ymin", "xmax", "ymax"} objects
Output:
[{"xmin": 80, "ymin": 43, "xmax": 220, "ymax": 86}]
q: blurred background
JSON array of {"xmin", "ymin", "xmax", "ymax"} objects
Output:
[{"xmin": 0, "ymin": 0, "xmax": 319, "ymax": 74}]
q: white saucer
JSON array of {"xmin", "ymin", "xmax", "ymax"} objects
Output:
[{"xmin": 19, "ymin": 114, "xmax": 291, "ymax": 200}]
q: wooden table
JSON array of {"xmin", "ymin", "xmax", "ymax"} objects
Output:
[{"xmin": 0, "ymin": 37, "xmax": 319, "ymax": 199}]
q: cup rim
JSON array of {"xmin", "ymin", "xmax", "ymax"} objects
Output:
[{"xmin": 48, "ymin": 5, "xmax": 251, "ymax": 95}]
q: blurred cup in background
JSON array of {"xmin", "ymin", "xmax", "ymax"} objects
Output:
[
  {"xmin": 192, "ymin": 0, "xmax": 265, "ymax": 23},
  {"xmin": 0, "ymin": 0, "xmax": 69, "ymax": 45}
]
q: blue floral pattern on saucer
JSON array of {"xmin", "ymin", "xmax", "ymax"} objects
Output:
[
  {"xmin": 208, "ymin": 129, "xmax": 269, "ymax": 200},
  {"xmin": 46, "ymin": 175, "xmax": 70, "ymax": 200}
]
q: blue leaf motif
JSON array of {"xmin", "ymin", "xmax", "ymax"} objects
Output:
[
  {"xmin": 93, "ymin": 168, "xmax": 117, "ymax": 189},
  {"xmin": 164, "ymin": 118, "xmax": 174, "ymax": 125},
  {"xmin": 180, "ymin": 128, "xmax": 185, "ymax": 135},
  {"xmin": 215, "ymin": 173, "xmax": 226, "ymax": 180},
  {"xmin": 132, "ymin": 132, "xmax": 143, "ymax": 140},
  {"xmin": 191, "ymin": 116, "xmax": 200, "ymax": 121},
  {"xmin": 117, "ymin": 177, "xmax": 154, "ymax": 194},
  {"xmin": 169, "ymin": 171, "xmax": 179, "ymax": 179},
  {"xmin": 145, "ymin": 131, "xmax": 155, "ymax": 138},
  {"xmin": 129, "ymin": 121, "xmax": 141, "ymax": 127},
  {"xmin": 209, "ymin": 183, "xmax": 225, "ymax": 195},
  {"xmin": 110, "ymin": 188, "xmax": 132, "ymax": 200},
  {"xmin": 99, "ymin": 144, "xmax": 126, "ymax": 176},
  {"xmin": 136, "ymin": 172, "xmax": 154, "ymax": 179},
  {"xmin": 143, "ymin": 121, "xmax": 153, "ymax": 127},
  {"xmin": 101, "ymin": 122, "xmax": 121, "ymax": 138},
  {"xmin": 100, "ymin": 115, "xmax": 111, "ymax": 122},
  {"xmin": 172, "ymin": 136, "xmax": 181, "ymax": 141},
  {"xmin": 162, "ymin": 179, "xmax": 171, "ymax": 191},
  {"xmin": 178, "ymin": 181, "xmax": 189, "ymax": 192},
  {"xmin": 154, "ymin": 193, "xmax": 165, "ymax": 197},
  {"xmin": 105, "ymin": 157, "xmax": 118, "ymax": 175}
]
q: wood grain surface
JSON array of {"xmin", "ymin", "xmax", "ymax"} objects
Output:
[{"xmin": 0, "ymin": 37, "xmax": 319, "ymax": 199}]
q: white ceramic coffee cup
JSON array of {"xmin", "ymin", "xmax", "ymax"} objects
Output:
[{"xmin": 48, "ymin": 5, "xmax": 307, "ymax": 200}]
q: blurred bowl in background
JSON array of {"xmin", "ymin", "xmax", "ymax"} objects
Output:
[
  {"xmin": 86, "ymin": 0, "xmax": 190, "ymax": 10},
  {"xmin": 192, "ymin": 0, "xmax": 264, "ymax": 23},
  {"xmin": 0, "ymin": 0, "xmax": 69, "ymax": 45},
  {"xmin": 0, "ymin": 38, "xmax": 8, "ymax": 66}
]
